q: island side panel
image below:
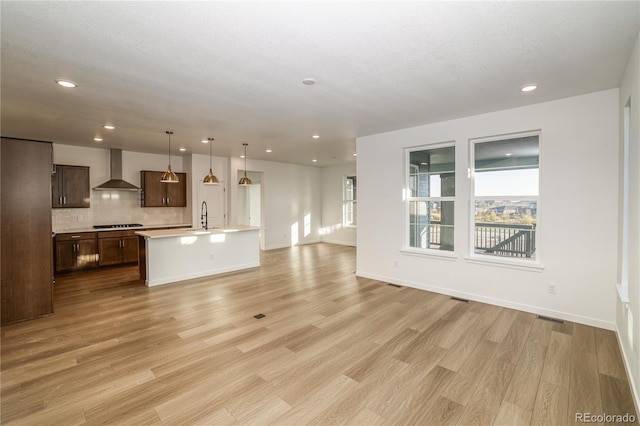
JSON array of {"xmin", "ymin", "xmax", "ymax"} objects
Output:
[
  {"xmin": 138, "ymin": 235, "xmax": 147, "ymax": 282},
  {"xmin": 145, "ymin": 229, "xmax": 260, "ymax": 286}
]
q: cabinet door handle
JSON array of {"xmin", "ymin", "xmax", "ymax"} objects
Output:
[
  {"xmin": 63, "ymin": 196, "xmax": 66, "ymax": 205},
  {"xmin": 166, "ymin": 198, "xmax": 170, "ymax": 205},
  {"xmin": 162, "ymin": 197, "xmax": 165, "ymax": 205},
  {"xmin": 71, "ymin": 235, "xmax": 81, "ymax": 239},
  {"xmin": 59, "ymin": 196, "xmax": 63, "ymax": 204}
]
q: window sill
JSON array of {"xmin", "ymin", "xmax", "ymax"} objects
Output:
[
  {"xmin": 616, "ymin": 283, "xmax": 629, "ymax": 305},
  {"xmin": 464, "ymin": 255, "xmax": 544, "ymax": 272},
  {"xmin": 401, "ymin": 248, "xmax": 458, "ymax": 261}
]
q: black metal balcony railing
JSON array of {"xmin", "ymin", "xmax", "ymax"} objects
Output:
[
  {"xmin": 411, "ymin": 219, "xmax": 536, "ymax": 258},
  {"xmin": 474, "ymin": 222, "xmax": 536, "ymax": 258}
]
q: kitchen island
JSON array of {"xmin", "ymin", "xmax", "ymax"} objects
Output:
[{"xmin": 136, "ymin": 226, "xmax": 260, "ymax": 286}]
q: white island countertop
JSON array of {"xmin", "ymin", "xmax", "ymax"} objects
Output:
[
  {"xmin": 135, "ymin": 225, "xmax": 260, "ymax": 239},
  {"xmin": 136, "ymin": 225, "xmax": 261, "ymax": 286}
]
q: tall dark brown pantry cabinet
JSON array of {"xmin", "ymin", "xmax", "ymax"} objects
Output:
[{"xmin": 1, "ymin": 137, "xmax": 54, "ymax": 324}]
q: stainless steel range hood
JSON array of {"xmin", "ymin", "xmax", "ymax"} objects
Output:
[{"xmin": 93, "ymin": 149, "xmax": 141, "ymax": 191}]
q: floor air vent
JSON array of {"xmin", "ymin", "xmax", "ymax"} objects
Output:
[
  {"xmin": 450, "ymin": 297, "xmax": 470, "ymax": 303},
  {"xmin": 537, "ymin": 315, "xmax": 564, "ymax": 324},
  {"xmin": 254, "ymin": 313, "xmax": 266, "ymax": 319}
]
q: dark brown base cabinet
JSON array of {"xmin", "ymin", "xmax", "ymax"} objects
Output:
[
  {"xmin": 98, "ymin": 231, "xmax": 138, "ymax": 266},
  {"xmin": 54, "ymin": 232, "xmax": 98, "ymax": 273},
  {"xmin": 1, "ymin": 137, "xmax": 54, "ymax": 324},
  {"xmin": 55, "ymin": 230, "xmax": 139, "ymax": 275}
]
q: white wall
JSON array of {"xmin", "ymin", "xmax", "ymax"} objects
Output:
[
  {"xmin": 320, "ymin": 163, "xmax": 357, "ymax": 246},
  {"xmin": 357, "ymin": 89, "xmax": 619, "ymax": 330},
  {"xmin": 52, "ymin": 144, "xmax": 189, "ymax": 230},
  {"xmin": 617, "ymin": 33, "xmax": 640, "ymax": 413},
  {"xmin": 229, "ymin": 157, "xmax": 322, "ymax": 250}
]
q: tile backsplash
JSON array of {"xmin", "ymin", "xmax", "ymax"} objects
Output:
[{"xmin": 52, "ymin": 191, "xmax": 189, "ymax": 231}]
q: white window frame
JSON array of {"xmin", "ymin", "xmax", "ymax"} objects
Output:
[
  {"xmin": 617, "ymin": 98, "xmax": 631, "ymax": 306},
  {"xmin": 343, "ymin": 175, "xmax": 356, "ymax": 228},
  {"xmin": 467, "ymin": 131, "xmax": 543, "ymax": 271},
  {"xmin": 402, "ymin": 142, "xmax": 457, "ymax": 259}
]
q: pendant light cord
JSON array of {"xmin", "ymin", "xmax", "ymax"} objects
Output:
[
  {"xmin": 209, "ymin": 138, "xmax": 213, "ymax": 169},
  {"xmin": 243, "ymin": 143, "xmax": 248, "ymax": 177},
  {"xmin": 166, "ymin": 130, "xmax": 173, "ymax": 166}
]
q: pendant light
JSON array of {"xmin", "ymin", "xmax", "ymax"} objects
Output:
[
  {"xmin": 161, "ymin": 130, "xmax": 179, "ymax": 183},
  {"xmin": 238, "ymin": 143, "xmax": 252, "ymax": 185},
  {"xmin": 203, "ymin": 137, "xmax": 219, "ymax": 185}
]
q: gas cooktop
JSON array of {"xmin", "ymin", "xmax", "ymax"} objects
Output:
[{"xmin": 93, "ymin": 223, "xmax": 143, "ymax": 229}]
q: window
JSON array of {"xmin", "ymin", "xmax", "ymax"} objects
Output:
[
  {"xmin": 471, "ymin": 133, "xmax": 539, "ymax": 260},
  {"xmin": 343, "ymin": 175, "xmax": 357, "ymax": 227},
  {"xmin": 406, "ymin": 144, "xmax": 455, "ymax": 251}
]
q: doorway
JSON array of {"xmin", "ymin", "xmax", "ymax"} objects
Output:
[{"xmin": 237, "ymin": 170, "xmax": 264, "ymax": 249}]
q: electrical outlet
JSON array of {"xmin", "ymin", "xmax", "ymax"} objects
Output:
[{"xmin": 548, "ymin": 283, "xmax": 556, "ymax": 294}]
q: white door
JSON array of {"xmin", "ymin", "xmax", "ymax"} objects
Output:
[
  {"xmin": 198, "ymin": 181, "xmax": 225, "ymax": 228},
  {"xmin": 249, "ymin": 183, "xmax": 261, "ymax": 227}
]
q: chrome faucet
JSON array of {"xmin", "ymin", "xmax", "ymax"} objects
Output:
[{"xmin": 200, "ymin": 201, "xmax": 208, "ymax": 230}]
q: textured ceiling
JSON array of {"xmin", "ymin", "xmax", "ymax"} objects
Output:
[{"xmin": 1, "ymin": 1, "xmax": 638, "ymax": 166}]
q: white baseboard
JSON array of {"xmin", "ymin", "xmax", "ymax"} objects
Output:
[
  {"xmin": 615, "ymin": 325, "xmax": 640, "ymax": 417},
  {"xmin": 320, "ymin": 238, "xmax": 356, "ymax": 247},
  {"xmin": 355, "ymin": 270, "xmax": 616, "ymax": 331},
  {"xmin": 264, "ymin": 239, "xmax": 322, "ymax": 251},
  {"xmin": 264, "ymin": 242, "xmax": 290, "ymax": 250}
]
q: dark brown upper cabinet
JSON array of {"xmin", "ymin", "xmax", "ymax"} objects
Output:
[
  {"xmin": 52, "ymin": 164, "xmax": 90, "ymax": 208},
  {"xmin": 140, "ymin": 170, "xmax": 187, "ymax": 207}
]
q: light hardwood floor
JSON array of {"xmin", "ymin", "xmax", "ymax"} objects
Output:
[{"xmin": 1, "ymin": 243, "xmax": 637, "ymax": 425}]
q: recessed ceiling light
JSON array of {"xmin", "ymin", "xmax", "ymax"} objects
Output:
[
  {"xmin": 93, "ymin": 137, "xmax": 103, "ymax": 142},
  {"xmin": 103, "ymin": 125, "xmax": 115, "ymax": 130},
  {"xmin": 353, "ymin": 153, "xmax": 357, "ymax": 157},
  {"xmin": 312, "ymin": 159, "xmax": 317, "ymax": 163},
  {"xmin": 312, "ymin": 135, "xmax": 320, "ymax": 139},
  {"xmin": 302, "ymin": 78, "xmax": 316, "ymax": 86},
  {"xmin": 266, "ymin": 149, "xmax": 272, "ymax": 153},
  {"xmin": 201, "ymin": 139, "xmax": 209, "ymax": 143},
  {"xmin": 505, "ymin": 152, "xmax": 513, "ymax": 157},
  {"xmin": 56, "ymin": 79, "xmax": 77, "ymax": 88},
  {"xmin": 179, "ymin": 147, "xmax": 186, "ymax": 152},
  {"xmin": 521, "ymin": 85, "xmax": 537, "ymax": 92},
  {"xmin": 240, "ymin": 155, "xmax": 245, "ymax": 159}
]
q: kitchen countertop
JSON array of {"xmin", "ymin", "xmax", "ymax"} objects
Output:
[
  {"xmin": 135, "ymin": 225, "xmax": 260, "ymax": 239},
  {"xmin": 54, "ymin": 223, "xmax": 192, "ymax": 234}
]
